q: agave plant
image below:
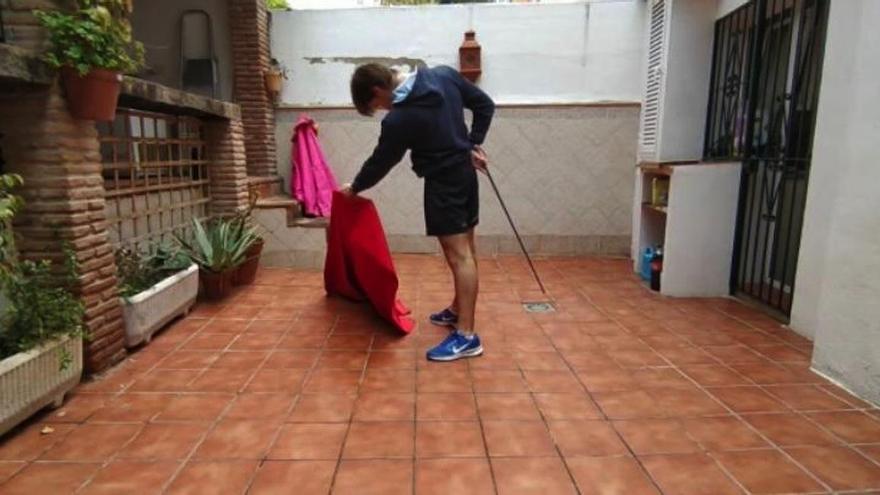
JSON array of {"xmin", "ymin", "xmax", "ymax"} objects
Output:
[{"xmin": 175, "ymin": 217, "xmax": 258, "ymax": 274}]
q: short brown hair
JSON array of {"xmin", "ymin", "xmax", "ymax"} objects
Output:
[{"xmin": 350, "ymin": 63, "xmax": 395, "ymax": 116}]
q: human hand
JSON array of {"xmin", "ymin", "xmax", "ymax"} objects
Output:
[
  {"xmin": 471, "ymin": 146, "xmax": 488, "ymax": 174},
  {"xmin": 340, "ymin": 183, "xmax": 355, "ymax": 197}
]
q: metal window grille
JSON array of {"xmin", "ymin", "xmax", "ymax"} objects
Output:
[
  {"xmin": 726, "ymin": 0, "xmax": 829, "ymax": 316},
  {"xmin": 98, "ymin": 109, "xmax": 211, "ymax": 252},
  {"xmin": 703, "ymin": 2, "xmax": 757, "ymax": 161}
]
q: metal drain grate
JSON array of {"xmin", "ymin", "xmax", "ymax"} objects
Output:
[{"xmin": 523, "ymin": 302, "xmax": 555, "ymax": 313}]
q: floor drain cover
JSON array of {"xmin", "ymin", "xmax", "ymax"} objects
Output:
[{"xmin": 523, "ymin": 302, "xmax": 555, "ymax": 313}]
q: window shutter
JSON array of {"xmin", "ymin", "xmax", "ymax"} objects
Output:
[{"xmin": 639, "ymin": 0, "xmax": 668, "ymax": 160}]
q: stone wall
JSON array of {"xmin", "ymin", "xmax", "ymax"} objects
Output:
[{"xmin": 0, "ymin": 83, "xmax": 125, "ymax": 373}]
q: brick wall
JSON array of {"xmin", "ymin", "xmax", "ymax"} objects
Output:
[
  {"xmin": 206, "ymin": 118, "xmax": 250, "ymax": 216},
  {"xmin": 229, "ymin": 0, "xmax": 277, "ymax": 178},
  {"xmin": 0, "ymin": 0, "xmax": 69, "ymax": 51},
  {"xmin": 0, "ymin": 84, "xmax": 126, "ymax": 373}
]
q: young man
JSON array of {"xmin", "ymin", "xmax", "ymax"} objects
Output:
[{"xmin": 340, "ymin": 63, "xmax": 494, "ymax": 362}]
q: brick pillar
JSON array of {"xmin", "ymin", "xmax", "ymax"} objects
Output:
[
  {"xmin": 1, "ymin": 0, "xmax": 68, "ymax": 51},
  {"xmin": 206, "ymin": 118, "xmax": 250, "ymax": 216},
  {"xmin": 0, "ymin": 84, "xmax": 126, "ymax": 373},
  {"xmin": 229, "ymin": 0, "xmax": 278, "ymax": 178}
]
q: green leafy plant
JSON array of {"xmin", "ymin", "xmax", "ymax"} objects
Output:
[
  {"xmin": 175, "ymin": 217, "xmax": 258, "ymax": 274},
  {"xmin": 34, "ymin": 0, "xmax": 145, "ymax": 75},
  {"xmin": 0, "ymin": 176, "xmax": 85, "ymax": 366},
  {"xmin": 116, "ymin": 243, "xmax": 192, "ymax": 299},
  {"xmin": 0, "ymin": 249, "xmax": 86, "ymax": 364},
  {"xmin": 0, "ymin": 174, "xmax": 24, "ymax": 271},
  {"xmin": 266, "ymin": 0, "xmax": 289, "ymax": 10}
]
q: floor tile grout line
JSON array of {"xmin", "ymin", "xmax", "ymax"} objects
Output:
[
  {"xmin": 58, "ymin": 313, "xmax": 220, "ymax": 494},
  {"xmin": 532, "ymin": 307, "xmax": 669, "ymax": 495},
  {"xmin": 467, "ymin": 343, "xmax": 501, "ymax": 495},
  {"xmin": 157, "ymin": 307, "xmax": 266, "ymax": 495},
  {"xmin": 596, "ymin": 299, "xmax": 844, "ymax": 493},
  {"xmin": 239, "ymin": 309, "xmax": 317, "ymax": 494},
  {"xmin": 517, "ymin": 359, "xmax": 584, "ymax": 495},
  {"xmin": 653, "ymin": 340, "xmax": 835, "ymax": 494},
  {"xmin": 325, "ymin": 313, "xmax": 367, "ymax": 494}
]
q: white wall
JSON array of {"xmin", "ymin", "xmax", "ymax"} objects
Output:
[
  {"xmin": 661, "ymin": 163, "xmax": 740, "ymax": 296},
  {"xmin": 270, "ymin": 1, "xmax": 645, "ymax": 106},
  {"xmin": 654, "ymin": 0, "xmax": 716, "ymax": 162},
  {"xmin": 132, "ymin": 0, "xmax": 233, "ymax": 101},
  {"xmin": 790, "ymin": 0, "xmax": 880, "ymax": 404},
  {"xmin": 716, "ymin": 0, "xmax": 749, "ymax": 18}
]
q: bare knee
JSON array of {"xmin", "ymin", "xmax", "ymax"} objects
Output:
[{"xmin": 440, "ymin": 237, "xmax": 475, "ymax": 271}]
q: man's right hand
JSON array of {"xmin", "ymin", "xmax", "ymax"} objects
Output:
[
  {"xmin": 471, "ymin": 146, "xmax": 488, "ymax": 174},
  {"xmin": 340, "ymin": 183, "xmax": 355, "ymax": 197}
]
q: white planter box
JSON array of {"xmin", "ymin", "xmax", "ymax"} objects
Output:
[
  {"xmin": 121, "ymin": 264, "xmax": 198, "ymax": 348},
  {"xmin": 0, "ymin": 336, "xmax": 83, "ymax": 437}
]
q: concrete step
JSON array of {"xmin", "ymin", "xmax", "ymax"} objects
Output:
[
  {"xmin": 290, "ymin": 217, "xmax": 329, "ymax": 229},
  {"xmin": 255, "ymin": 195, "xmax": 301, "ymax": 226},
  {"xmin": 251, "ymin": 195, "xmax": 328, "ymax": 269},
  {"xmin": 255, "ymin": 195, "xmax": 299, "ymax": 210},
  {"xmin": 255, "ymin": 195, "xmax": 330, "ymax": 229}
]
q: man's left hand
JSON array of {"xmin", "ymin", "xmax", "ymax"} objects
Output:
[{"xmin": 472, "ymin": 146, "xmax": 488, "ymax": 174}]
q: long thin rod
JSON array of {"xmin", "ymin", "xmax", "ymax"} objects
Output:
[{"xmin": 484, "ymin": 169, "xmax": 548, "ymax": 295}]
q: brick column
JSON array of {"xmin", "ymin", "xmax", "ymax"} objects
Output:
[
  {"xmin": 206, "ymin": 118, "xmax": 250, "ymax": 216},
  {"xmin": 0, "ymin": 84, "xmax": 126, "ymax": 373},
  {"xmin": 229, "ymin": 0, "xmax": 278, "ymax": 178}
]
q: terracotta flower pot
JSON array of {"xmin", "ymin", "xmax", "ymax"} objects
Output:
[
  {"xmin": 200, "ymin": 269, "xmax": 233, "ymax": 300},
  {"xmin": 265, "ymin": 70, "xmax": 284, "ymax": 94},
  {"xmin": 59, "ymin": 67, "xmax": 122, "ymax": 121},
  {"xmin": 233, "ymin": 238, "xmax": 264, "ymax": 286}
]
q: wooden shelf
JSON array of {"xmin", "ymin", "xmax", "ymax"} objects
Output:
[{"xmin": 639, "ymin": 163, "xmax": 673, "ymax": 177}]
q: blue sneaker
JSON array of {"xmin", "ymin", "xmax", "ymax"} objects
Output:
[
  {"xmin": 429, "ymin": 308, "xmax": 458, "ymax": 327},
  {"xmin": 426, "ymin": 331, "xmax": 483, "ymax": 362}
]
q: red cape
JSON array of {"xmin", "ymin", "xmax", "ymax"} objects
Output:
[{"xmin": 324, "ymin": 191, "xmax": 414, "ymax": 334}]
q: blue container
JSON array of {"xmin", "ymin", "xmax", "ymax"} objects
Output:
[{"xmin": 641, "ymin": 247, "xmax": 654, "ymax": 281}]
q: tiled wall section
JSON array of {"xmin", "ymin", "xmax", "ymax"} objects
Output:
[
  {"xmin": 254, "ymin": 208, "xmax": 327, "ymax": 269},
  {"xmin": 275, "ymin": 105, "xmax": 639, "ymax": 255}
]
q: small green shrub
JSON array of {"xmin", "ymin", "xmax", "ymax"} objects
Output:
[
  {"xmin": 0, "ymin": 175, "xmax": 85, "ymax": 365},
  {"xmin": 267, "ymin": 0, "xmax": 289, "ymax": 10},
  {"xmin": 116, "ymin": 244, "xmax": 192, "ymax": 299}
]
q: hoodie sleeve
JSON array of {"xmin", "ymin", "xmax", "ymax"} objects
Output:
[
  {"xmin": 440, "ymin": 66, "xmax": 495, "ymax": 146},
  {"xmin": 351, "ymin": 118, "xmax": 409, "ymax": 194}
]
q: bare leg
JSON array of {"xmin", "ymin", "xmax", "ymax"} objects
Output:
[
  {"xmin": 438, "ymin": 230, "xmax": 479, "ymax": 335},
  {"xmin": 439, "ymin": 238, "xmax": 460, "ymax": 314}
]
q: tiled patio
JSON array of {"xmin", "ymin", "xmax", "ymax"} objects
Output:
[{"xmin": 2, "ymin": 254, "xmax": 880, "ymax": 494}]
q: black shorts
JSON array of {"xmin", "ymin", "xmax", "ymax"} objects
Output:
[{"xmin": 424, "ymin": 163, "xmax": 479, "ymax": 237}]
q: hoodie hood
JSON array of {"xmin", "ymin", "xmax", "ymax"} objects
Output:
[{"xmin": 394, "ymin": 68, "xmax": 444, "ymax": 108}]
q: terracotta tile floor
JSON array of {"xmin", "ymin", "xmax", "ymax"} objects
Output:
[{"xmin": 2, "ymin": 254, "xmax": 880, "ymax": 494}]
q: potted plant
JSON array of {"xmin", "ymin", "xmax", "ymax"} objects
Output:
[
  {"xmin": 0, "ymin": 175, "xmax": 86, "ymax": 437},
  {"xmin": 232, "ymin": 193, "xmax": 265, "ymax": 286},
  {"xmin": 116, "ymin": 244, "xmax": 198, "ymax": 347},
  {"xmin": 265, "ymin": 58, "xmax": 288, "ymax": 96},
  {"xmin": 34, "ymin": 0, "xmax": 145, "ymax": 121},
  {"xmin": 176, "ymin": 217, "xmax": 258, "ymax": 300}
]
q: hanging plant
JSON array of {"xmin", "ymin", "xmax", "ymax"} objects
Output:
[{"xmin": 34, "ymin": 0, "xmax": 145, "ymax": 121}]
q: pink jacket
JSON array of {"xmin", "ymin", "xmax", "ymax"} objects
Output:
[{"xmin": 291, "ymin": 115, "xmax": 338, "ymax": 217}]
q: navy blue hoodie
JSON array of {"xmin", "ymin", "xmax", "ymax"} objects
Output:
[{"xmin": 350, "ymin": 65, "xmax": 495, "ymax": 193}]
